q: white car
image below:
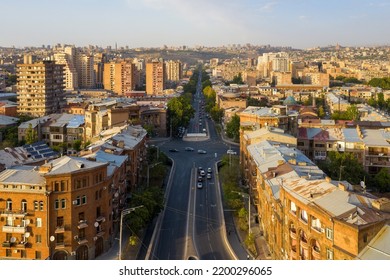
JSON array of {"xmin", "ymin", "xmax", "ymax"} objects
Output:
[
  {"xmin": 197, "ymin": 182, "xmax": 203, "ymax": 189},
  {"xmin": 198, "ymin": 150, "xmax": 207, "ymax": 154},
  {"xmin": 227, "ymin": 149, "xmax": 237, "ymax": 155}
]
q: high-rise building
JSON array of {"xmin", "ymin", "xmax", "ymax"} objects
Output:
[
  {"xmin": 146, "ymin": 59, "xmax": 165, "ymax": 95},
  {"xmin": 93, "ymin": 53, "xmax": 106, "ymax": 89},
  {"xmin": 75, "ymin": 50, "xmax": 95, "ymax": 89},
  {"xmin": 53, "ymin": 48, "xmax": 78, "ymax": 91},
  {"xmin": 164, "ymin": 60, "xmax": 182, "ymax": 81},
  {"xmin": 17, "ymin": 61, "xmax": 65, "ymax": 117},
  {"xmin": 103, "ymin": 60, "xmax": 139, "ymax": 95}
]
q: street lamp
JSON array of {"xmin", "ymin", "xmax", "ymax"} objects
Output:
[
  {"xmin": 233, "ymin": 191, "xmax": 251, "ymax": 234},
  {"xmin": 119, "ymin": 205, "xmax": 144, "ymax": 260}
]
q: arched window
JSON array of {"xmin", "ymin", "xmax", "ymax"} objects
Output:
[
  {"xmin": 21, "ymin": 199, "xmax": 27, "ymax": 212},
  {"xmin": 34, "ymin": 201, "xmax": 39, "ymax": 211},
  {"xmin": 6, "ymin": 199, "xmax": 12, "ymax": 211},
  {"xmin": 39, "ymin": 201, "xmax": 44, "ymax": 211}
]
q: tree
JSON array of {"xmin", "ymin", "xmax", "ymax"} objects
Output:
[
  {"xmin": 231, "ymin": 73, "xmax": 244, "ymax": 85},
  {"xmin": 72, "ymin": 140, "xmax": 82, "ymax": 151},
  {"xmin": 374, "ymin": 168, "xmax": 390, "ymax": 193},
  {"xmin": 318, "ymin": 106, "xmax": 325, "ymax": 118},
  {"xmin": 319, "ymin": 151, "xmax": 368, "ymax": 185},
  {"xmin": 167, "ymin": 94, "xmax": 195, "ymax": 135},
  {"xmin": 226, "ymin": 114, "xmax": 240, "ymax": 141},
  {"xmin": 210, "ymin": 105, "xmax": 223, "ymax": 123},
  {"xmin": 345, "ymin": 104, "xmax": 360, "ymax": 121}
]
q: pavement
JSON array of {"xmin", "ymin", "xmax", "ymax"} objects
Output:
[{"xmin": 96, "ymin": 128, "xmax": 271, "ymax": 260}]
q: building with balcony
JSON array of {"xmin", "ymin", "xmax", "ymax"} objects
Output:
[
  {"xmin": 146, "ymin": 59, "xmax": 165, "ymax": 95},
  {"xmin": 244, "ymin": 140, "xmax": 390, "ymax": 260},
  {"xmin": 0, "ymin": 155, "xmax": 119, "ymax": 260},
  {"xmin": 17, "ymin": 61, "xmax": 65, "ymax": 117}
]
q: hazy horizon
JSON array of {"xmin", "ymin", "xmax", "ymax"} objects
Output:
[{"xmin": 2, "ymin": 0, "xmax": 390, "ymax": 49}]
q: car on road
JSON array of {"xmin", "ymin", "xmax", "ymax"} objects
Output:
[
  {"xmin": 207, "ymin": 173, "xmax": 212, "ymax": 179},
  {"xmin": 197, "ymin": 182, "xmax": 203, "ymax": 189},
  {"xmin": 207, "ymin": 167, "xmax": 212, "ymax": 173},
  {"xmin": 169, "ymin": 149, "xmax": 179, "ymax": 152},
  {"xmin": 184, "ymin": 147, "xmax": 194, "ymax": 151},
  {"xmin": 200, "ymin": 170, "xmax": 206, "ymax": 176},
  {"xmin": 198, "ymin": 176, "xmax": 203, "ymax": 182},
  {"xmin": 227, "ymin": 149, "xmax": 237, "ymax": 155},
  {"xmin": 198, "ymin": 150, "xmax": 207, "ymax": 154}
]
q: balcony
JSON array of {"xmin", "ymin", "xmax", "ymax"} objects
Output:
[
  {"xmin": 2, "ymin": 225, "xmax": 27, "ymax": 234},
  {"xmin": 300, "ymin": 239, "xmax": 309, "ymax": 250},
  {"xmin": 77, "ymin": 220, "xmax": 88, "ymax": 229},
  {"xmin": 15, "ymin": 241, "xmax": 28, "ymax": 248},
  {"xmin": 290, "ymin": 228, "xmax": 297, "ymax": 239},
  {"xmin": 2, "ymin": 241, "xmax": 12, "ymax": 247},
  {"xmin": 55, "ymin": 225, "xmax": 65, "ymax": 233},
  {"xmin": 77, "ymin": 238, "xmax": 88, "ymax": 245},
  {"xmin": 312, "ymin": 247, "xmax": 321, "ymax": 260},
  {"xmin": 55, "ymin": 242, "xmax": 66, "ymax": 249},
  {"xmin": 0, "ymin": 209, "xmax": 27, "ymax": 218},
  {"xmin": 290, "ymin": 248, "xmax": 298, "ymax": 260},
  {"xmin": 96, "ymin": 215, "xmax": 105, "ymax": 223}
]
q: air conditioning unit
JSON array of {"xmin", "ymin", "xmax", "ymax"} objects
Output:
[
  {"xmin": 70, "ymin": 251, "xmax": 76, "ymax": 256},
  {"xmin": 103, "ymin": 186, "xmax": 107, "ymax": 190},
  {"xmin": 72, "ymin": 200, "xmax": 78, "ymax": 205},
  {"xmin": 93, "ymin": 237, "xmax": 98, "ymax": 241},
  {"xmin": 74, "ymin": 235, "xmax": 78, "ymax": 240}
]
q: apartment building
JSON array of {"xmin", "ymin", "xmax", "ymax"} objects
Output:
[
  {"xmin": 164, "ymin": 60, "xmax": 182, "ymax": 81},
  {"xmin": 53, "ymin": 49, "xmax": 78, "ymax": 91},
  {"xmin": 239, "ymin": 105, "xmax": 298, "ymax": 137},
  {"xmin": 17, "ymin": 61, "xmax": 65, "ymax": 117},
  {"xmin": 0, "ymin": 156, "xmax": 118, "ymax": 260},
  {"xmin": 243, "ymin": 140, "xmax": 390, "ymax": 260},
  {"xmin": 297, "ymin": 126, "xmax": 390, "ymax": 174},
  {"xmin": 146, "ymin": 59, "xmax": 165, "ymax": 95},
  {"xmin": 103, "ymin": 60, "xmax": 139, "ymax": 95}
]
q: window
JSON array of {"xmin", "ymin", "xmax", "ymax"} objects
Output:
[
  {"xmin": 95, "ymin": 190, "xmax": 98, "ymax": 200},
  {"xmin": 290, "ymin": 201, "xmax": 297, "ymax": 215},
  {"xmin": 39, "ymin": 201, "xmax": 44, "ymax": 211},
  {"xmin": 82, "ymin": 195, "xmax": 87, "ymax": 205},
  {"xmin": 300, "ymin": 210, "xmax": 308, "ymax": 223},
  {"xmin": 56, "ymin": 233, "xmax": 64, "ymax": 244},
  {"xmin": 76, "ymin": 196, "xmax": 81, "ymax": 206},
  {"xmin": 363, "ymin": 233, "xmax": 368, "ymax": 243},
  {"xmin": 35, "ymin": 234, "xmax": 42, "ymax": 243},
  {"xmin": 21, "ymin": 250, "xmax": 27, "ymax": 259},
  {"xmin": 311, "ymin": 216, "xmax": 322, "ymax": 232},
  {"xmin": 54, "ymin": 181, "xmax": 59, "ymax": 191},
  {"xmin": 6, "ymin": 199, "xmax": 12, "ymax": 211},
  {"xmin": 56, "ymin": 216, "xmax": 64, "ymax": 227},
  {"xmin": 326, "ymin": 227, "xmax": 333, "ymax": 240},
  {"xmin": 35, "ymin": 251, "xmax": 42, "ymax": 260},
  {"xmin": 60, "ymin": 181, "xmax": 66, "ymax": 191},
  {"xmin": 6, "ymin": 249, "xmax": 12, "ymax": 257},
  {"xmin": 34, "ymin": 201, "xmax": 38, "ymax": 211},
  {"xmin": 36, "ymin": 218, "xmax": 42, "ymax": 228},
  {"xmin": 61, "ymin": 199, "xmax": 66, "ymax": 209},
  {"xmin": 326, "ymin": 248, "xmax": 333, "ymax": 260},
  {"xmin": 21, "ymin": 200, "xmax": 27, "ymax": 212},
  {"xmin": 79, "ymin": 212, "xmax": 85, "ymax": 221},
  {"xmin": 54, "ymin": 199, "xmax": 59, "ymax": 210}
]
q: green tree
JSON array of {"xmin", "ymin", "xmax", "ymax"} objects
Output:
[
  {"xmin": 319, "ymin": 151, "xmax": 368, "ymax": 185},
  {"xmin": 72, "ymin": 140, "xmax": 82, "ymax": 151},
  {"xmin": 226, "ymin": 114, "xmax": 240, "ymax": 141},
  {"xmin": 374, "ymin": 168, "xmax": 390, "ymax": 193},
  {"xmin": 230, "ymin": 73, "xmax": 244, "ymax": 85},
  {"xmin": 210, "ymin": 105, "xmax": 223, "ymax": 123},
  {"xmin": 345, "ymin": 104, "xmax": 360, "ymax": 121},
  {"xmin": 167, "ymin": 94, "xmax": 195, "ymax": 135},
  {"xmin": 318, "ymin": 106, "xmax": 325, "ymax": 118}
]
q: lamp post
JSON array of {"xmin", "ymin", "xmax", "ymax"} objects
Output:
[{"xmin": 119, "ymin": 205, "xmax": 144, "ymax": 260}]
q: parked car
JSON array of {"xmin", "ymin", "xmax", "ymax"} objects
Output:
[
  {"xmin": 198, "ymin": 150, "xmax": 207, "ymax": 154},
  {"xmin": 227, "ymin": 149, "xmax": 237, "ymax": 155},
  {"xmin": 169, "ymin": 149, "xmax": 179, "ymax": 152},
  {"xmin": 184, "ymin": 147, "xmax": 194, "ymax": 151}
]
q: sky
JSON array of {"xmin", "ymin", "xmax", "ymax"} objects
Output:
[{"xmin": 1, "ymin": 0, "xmax": 390, "ymax": 49}]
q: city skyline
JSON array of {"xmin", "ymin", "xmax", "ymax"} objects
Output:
[{"xmin": 2, "ymin": 0, "xmax": 390, "ymax": 49}]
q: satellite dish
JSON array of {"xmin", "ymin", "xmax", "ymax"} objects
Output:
[
  {"xmin": 25, "ymin": 219, "xmax": 30, "ymax": 225},
  {"xmin": 50, "ymin": 236, "xmax": 55, "ymax": 242},
  {"xmin": 10, "ymin": 237, "xmax": 16, "ymax": 243},
  {"xmin": 94, "ymin": 222, "xmax": 99, "ymax": 227},
  {"xmin": 24, "ymin": 232, "xmax": 30, "ymax": 238},
  {"xmin": 114, "ymin": 192, "xmax": 119, "ymax": 198}
]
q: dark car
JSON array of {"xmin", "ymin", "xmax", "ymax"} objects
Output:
[{"xmin": 169, "ymin": 149, "xmax": 179, "ymax": 152}]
